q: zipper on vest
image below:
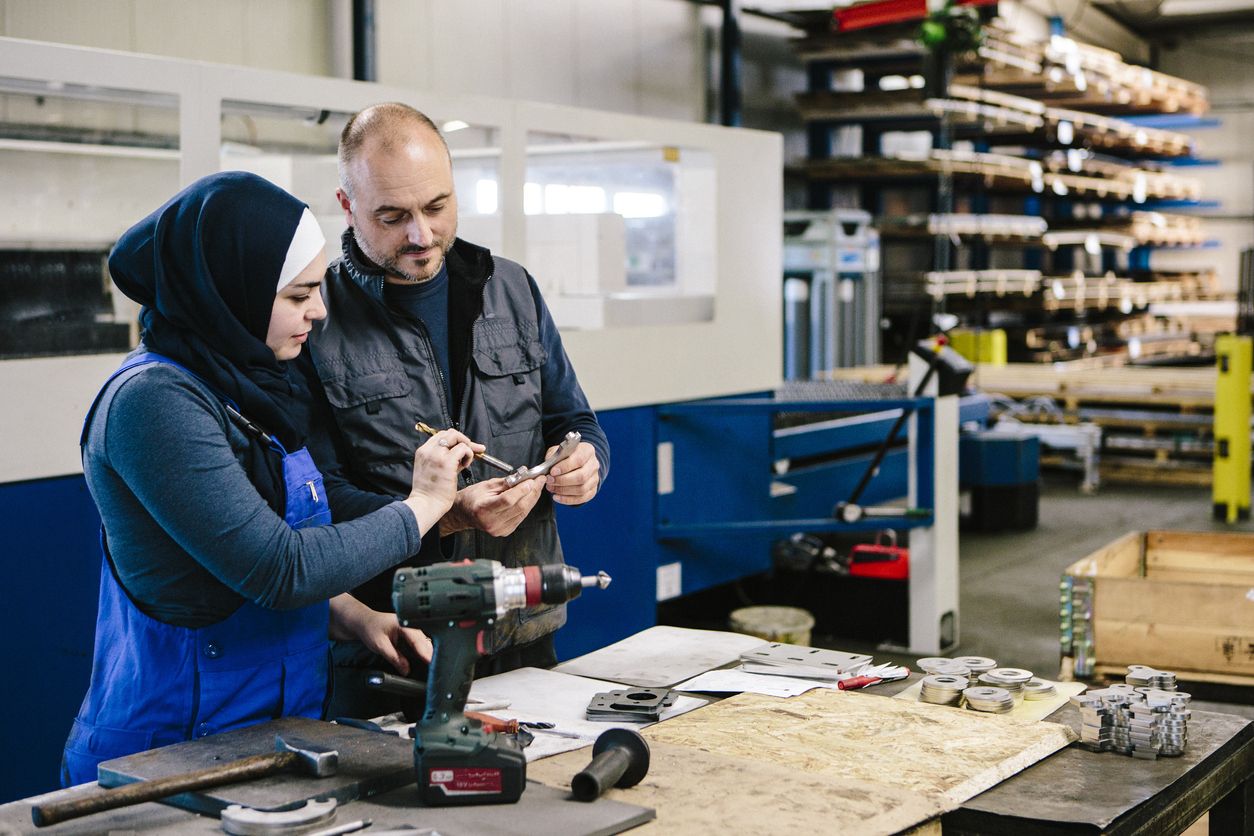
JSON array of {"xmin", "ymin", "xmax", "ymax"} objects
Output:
[{"xmin": 453, "ymin": 268, "xmax": 493, "ymax": 432}]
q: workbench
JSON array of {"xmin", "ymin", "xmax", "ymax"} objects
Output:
[{"xmin": 4, "ymin": 675, "xmax": 1251, "ymax": 834}]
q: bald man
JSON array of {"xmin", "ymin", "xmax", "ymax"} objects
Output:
[{"xmin": 300, "ymin": 103, "xmax": 609, "ymax": 715}]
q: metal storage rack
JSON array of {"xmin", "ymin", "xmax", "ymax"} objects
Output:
[{"xmin": 779, "ymin": 2, "xmax": 1224, "ymax": 366}]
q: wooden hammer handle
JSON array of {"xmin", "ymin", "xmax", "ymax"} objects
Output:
[{"xmin": 32, "ymin": 750, "xmax": 296, "ymax": 827}]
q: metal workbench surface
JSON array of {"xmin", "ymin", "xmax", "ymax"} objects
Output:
[{"xmin": 945, "ymin": 704, "xmax": 1254, "ymax": 835}]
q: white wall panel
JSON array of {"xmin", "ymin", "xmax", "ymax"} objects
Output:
[
  {"xmin": 637, "ymin": 0, "xmax": 702, "ymax": 122},
  {"xmin": 1, "ymin": 0, "xmax": 133, "ymax": 50},
  {"xmin": 574, "ymin": 0, "xmax": 639, "ymax": 114},
  {"xmin": 132, "ymin": 0, "xmax": 248, "ymax": 65},
  {"xmin": 429, "ymin": 0, "xmax": 507, "ymax": 100},
  {"xmin": 243, "ymin": 0, "xmax": 333, "ymax": 76},
  {"xmin": 506, "ymin": 0, "xmax": 576, "ymax": 106},
  {"xmin": 375, "ymin": 0, "xmax": 435, "ymax": 91}
]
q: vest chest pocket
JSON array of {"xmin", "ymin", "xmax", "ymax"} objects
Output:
[
  {"xmin": 320, "ymin": 366, "xmax": 413, "ymax": 463},
  {"xmin": 471, "ymin": 333, "xmax": 545, "ymax": 439}
]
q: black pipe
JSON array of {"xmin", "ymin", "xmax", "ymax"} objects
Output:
[
  {"xmin": 719, "ymin": 0, "xmax": 742, "ymax": 127},
  {"xmin": 352, "ymin": 0, "xmax": 376, "ymax": 82}
]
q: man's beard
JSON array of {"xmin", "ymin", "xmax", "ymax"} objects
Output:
[{"xmin": 356, "ymin": 230, "xmax": 453, "ymax": 284}]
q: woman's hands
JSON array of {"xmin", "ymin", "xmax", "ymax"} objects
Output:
[
  {"xmin": 329, "ymin": 593, "xmax": 432, "ymax": 675},
  {"xmin": 404, "ymin": 429, "xmax": 481, "ymax": 536}
]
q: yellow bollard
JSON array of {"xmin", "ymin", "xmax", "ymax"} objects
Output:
[{"xmin": 1214, "ymin": 334, "xmax": 1252, "ymax": 523}]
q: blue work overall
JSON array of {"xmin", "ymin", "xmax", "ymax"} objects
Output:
[{"xmin": 62, "ymin": 352, "xmax": 333, "ymax": 785}]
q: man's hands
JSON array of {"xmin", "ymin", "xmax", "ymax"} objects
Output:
[
  {"xmin": 329, "ymin": 594, "xmax": 432, "ymax": 676},
  {"xmin": 545, "ymin": 441, "xmax": 600, "ymax": 506},
  {"xmin": 438, "ymin": 440, "xmax": 601, "ymax": 536},
  {"xmin": 440, "ymin": 477, "xmax": 543, "ymax": 537}
]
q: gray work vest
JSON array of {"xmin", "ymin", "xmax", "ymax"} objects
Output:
[{"xmin": 309, "ymin": 235, "xmax": 565, "ymax": 652}]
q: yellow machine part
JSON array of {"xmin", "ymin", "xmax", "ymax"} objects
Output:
[
  {"xmin": 950, "ymin": 329, "xmax": 1007, "ymax": 367},
  {"xmin": 1213, "ymin": 334, "xmax": 1252, "ymax": 523}
]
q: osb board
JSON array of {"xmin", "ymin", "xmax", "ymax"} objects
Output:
[
  {"xmin": 528, "ymin": 739, "xmax": 941, "ymax": 836},
  {"xmin": 550, "ymin": 689, "xmax": 1073, "ymax": 835}
]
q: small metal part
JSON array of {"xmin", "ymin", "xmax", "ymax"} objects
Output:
[
  {"xmin": 1023, "ymin": 679, "xmax": 1058, "ymax": 701},
  {"xmin": 920, "ymin": 674, "xmax": 968, "ymax": 706},
  {"xmin": 586, "ymin": 687, "xmax": 677, "ymax": 722},
  {"xmin": 963, "ymin": 686, "xmax": 1015, "ymax": 714},
  {"xmin": 741, "ymin": 643, "xmax": 872, "ymax": 680},
  {"xmin": 220, "ymin": 799, "xmax": 337, "ymax": 835},
  {"xmin": 504, "ymin": 431, "xmax": 582, "ymax": 486},
  {"xmin": 916, "ymin": 657, "xmax": 972, "ymax": 678}
]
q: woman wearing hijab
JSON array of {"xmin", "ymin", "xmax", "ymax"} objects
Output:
[{"xmin": 62, "ymin": 171, "xmax": 477, "ymax": 785}]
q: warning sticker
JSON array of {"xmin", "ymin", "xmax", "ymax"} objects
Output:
[{"xmin": 428, "ymin": 767, "xmax": 503, "ymax": 795}]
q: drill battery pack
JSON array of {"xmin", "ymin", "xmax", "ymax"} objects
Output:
[{"xmin": 417, "ymin": 735, "xmax": 527, "ymax": 806}]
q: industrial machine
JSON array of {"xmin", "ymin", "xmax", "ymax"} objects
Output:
[{"xmin": 392, "ymin": 560, "xmax": 610, "ymax": 806}]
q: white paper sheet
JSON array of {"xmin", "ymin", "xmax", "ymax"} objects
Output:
[
  {"xmin": 465, "ymin": 666, "xmax": 708, "ymax": 760},
  {"xmin": 553, "ymin": 626, "xmax": 769, "ymax": 687},
  {"xmin": 675, "ymin": 667, "xmax": 844, "ymax": 698}
]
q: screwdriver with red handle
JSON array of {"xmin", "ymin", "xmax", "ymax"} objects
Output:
[{"xmin": 838, "ymin": 663, "xmax": 910, "ymax": 690}]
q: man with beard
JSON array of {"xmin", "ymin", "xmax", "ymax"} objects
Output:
[{"xmin": 302, "ymin": 103, "xmax": 609, "ymax": 716}]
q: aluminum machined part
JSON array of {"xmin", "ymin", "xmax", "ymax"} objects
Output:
[
  {"xmin": 953, "ymin": 655, "xmax": 997, "ymax": 687},
  {"xmin": 917, "ymin": 657, "xmax": 972, "ymax": 678},
  {"xmin": 1024, "ymin": 679, "xmax": 1058, "ymax": 700},
  {"xmin": 980, "ymin": 667, "xmax": 1033, "ymax": 696},
  {"xmin": 964, "ymin": 686, "xmax": 1015, "ymax": 714},
  {"xmin": 920, "ymin": 674, "xmax": 969, "ymax": 706},
  {"xmin": 504, "ymin": 431, "xmax": 582, "ymax": 487},
  {"xmin": 586, "ymin": 688, "xmax": 677, "ymax": 722},
  {"xmin": 1074, "ymin": 668, "xmax": 1191, "ymax": 759},
  {"xmin": 221, "ymin": 799, "xmax": 338, "ymax": 835}
]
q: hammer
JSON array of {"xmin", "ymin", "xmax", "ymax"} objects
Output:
[{"xmin": 32, "ymin": 734, "xmax": 337, "ymax": 828}]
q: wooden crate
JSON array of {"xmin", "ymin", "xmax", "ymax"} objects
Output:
[{"xmin": 1061, "ymin": 531, "xmax": 1254, "ymax": 685}]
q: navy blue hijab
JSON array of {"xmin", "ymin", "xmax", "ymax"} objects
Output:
[{"xmin": 109, "ymin": 172, "xmax": 316, "ymax": 511}]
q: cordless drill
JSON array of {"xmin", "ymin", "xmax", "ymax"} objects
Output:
[{"xmin": 392, "ymin": 559, "xmax": 611, "ymax": 806}]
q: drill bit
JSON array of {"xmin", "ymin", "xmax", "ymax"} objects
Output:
[
  {"xmin": 415, "ymin": 422, "xmax": 518, "ymax": 474},
  {"xmin": 581, "ymin": 571, "xmax": 612, "ymax": 590}
]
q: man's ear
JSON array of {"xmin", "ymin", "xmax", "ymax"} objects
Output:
[{"xmin": 336, "ymin": 188, "xmax": 354, "ymax": 226}]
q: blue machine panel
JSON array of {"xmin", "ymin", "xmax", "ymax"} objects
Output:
[
  {"xmin": 0, "ymin": 476, "xmax": 101, "ymax": 803},
  {"xmin": 553, "ymin": 405, "xmax": 660, "ymax": 661}
]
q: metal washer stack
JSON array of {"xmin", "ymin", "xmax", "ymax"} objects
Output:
[
  {"xmin": 917, "ymin": 657, "xmax": 972, "ymax": 678},
  {"xmin": 952, "ymin": 656, "xmax": 997, "ymax": 688},
  {"xmin": 920, "ymin": 674, "xmax": 969, "ymax": 706},
  {"xmin": 978, "ymin": 667, "xmax": 1033, "ymax": 698},
  {"xmin": 963, "ymin": 685, "xmax": 1015, "ymax": 714},
  {"xmin": 1024, "ymin": 679, "xmax": 1058, "ymax": 701}
]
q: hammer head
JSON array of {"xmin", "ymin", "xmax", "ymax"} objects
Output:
[{"xmin": 275, "ymin": 735, "xmax": 339, "ymax": 778}]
